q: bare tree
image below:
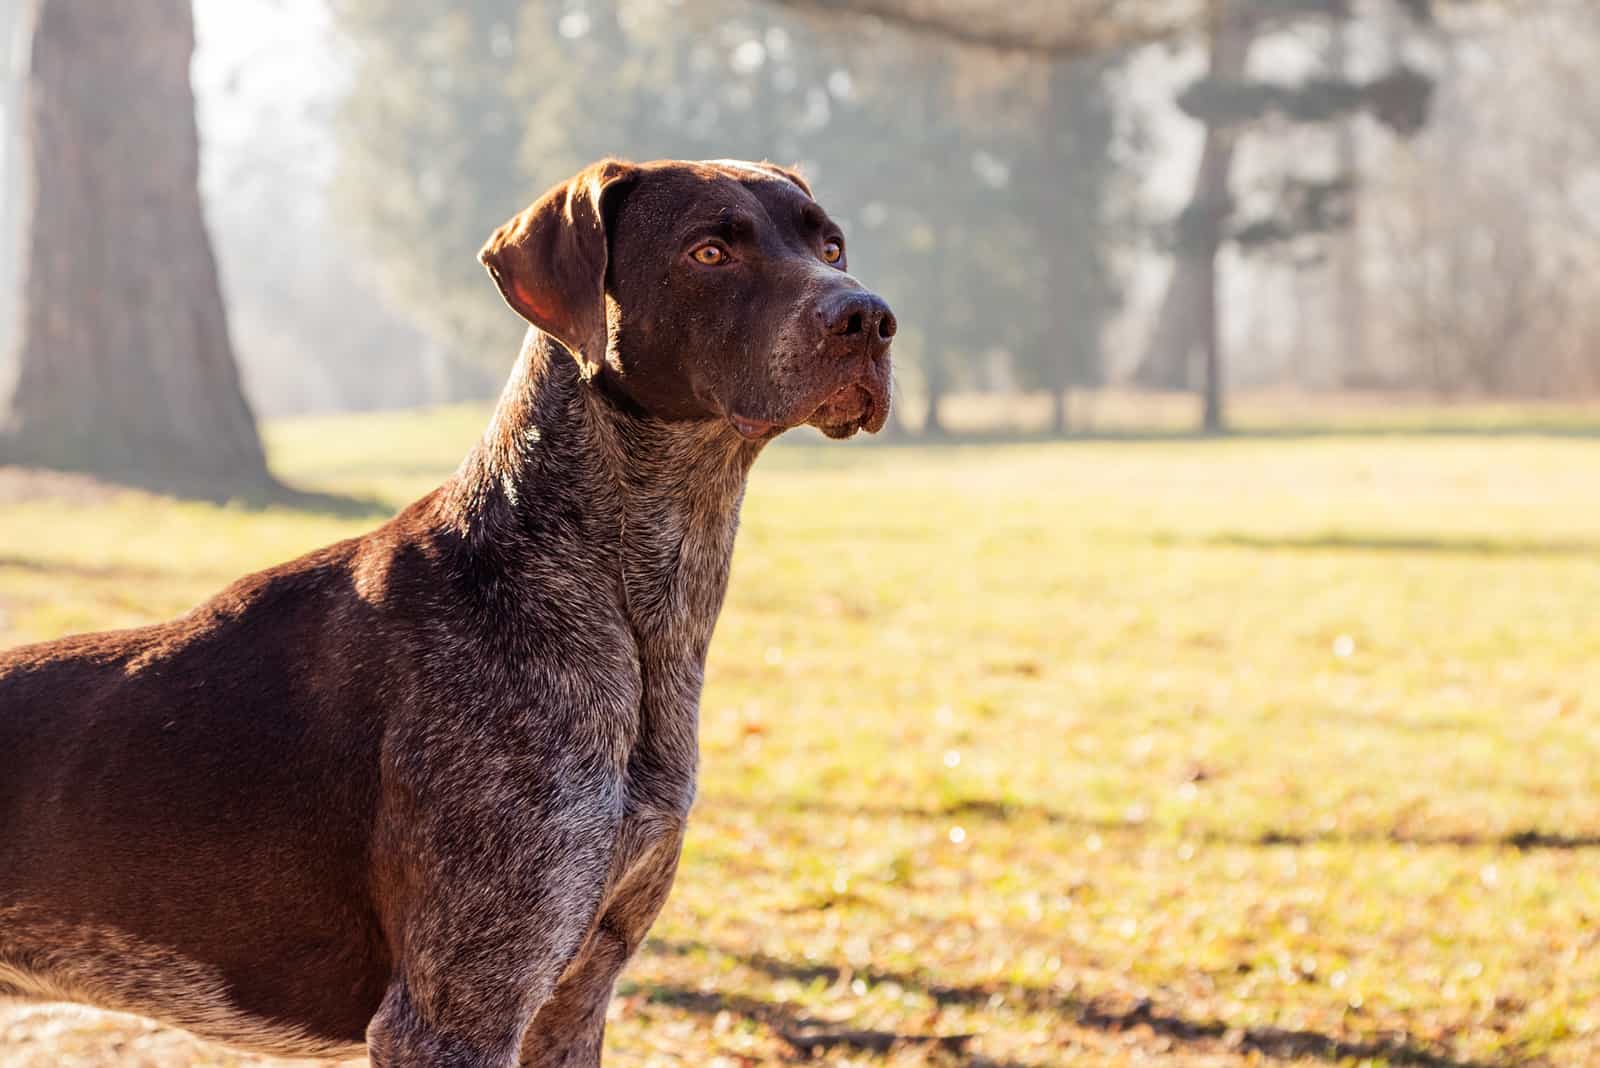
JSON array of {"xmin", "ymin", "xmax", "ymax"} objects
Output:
[
  {"xmin": 0, "ymin": 0, "xmax": 270, "ymax": 492},
  {"xmin": 0, "ymin": 0, "xmax": 26, "ymax": 354}
]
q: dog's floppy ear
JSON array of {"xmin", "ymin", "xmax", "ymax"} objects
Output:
[
  {"xmin": 757, "ymin": 161, "xmax": 812, "ymax": 198},
  {"xmin": 703, "ymin": 158, "xmax": 812, "ymax": 198},
  {"xmin": 479, "ymin": 159, "xmax": 636, "ymax": 378}
]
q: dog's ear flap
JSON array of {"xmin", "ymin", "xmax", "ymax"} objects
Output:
[
  {"xmin": 758, "ymin": 162, "xmax": 812, "ymax": 198},
  {"xmin": 479, "ymin": 159, "xmax": 636, "ymax": 378}
]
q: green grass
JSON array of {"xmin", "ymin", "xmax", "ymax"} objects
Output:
[{"xmin": 2, "ymin": 405, "xmax": 1598, "ymax": 1067}]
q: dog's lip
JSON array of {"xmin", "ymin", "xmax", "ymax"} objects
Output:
[
  {"xmin": 809, "ymin": 381, "xmax": 884, "ymax": 438},
  {"xmin": 728, "ymin": 413, "xmax": 779, "ymax": 440},
  {"xmin": 830, "ymin": 384, "xmax": 873, "ymax": 424}
]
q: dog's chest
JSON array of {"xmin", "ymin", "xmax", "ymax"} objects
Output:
[
  {"xmin": 613, "ymin": 487, "xmax": 741, "ymax": 823},
  {"xmin": 621, "ymin": 607, "xmax": 720, "ymax": 822},
  {"xmin": 598, "ymin": 628, "xmax": 715, "ymax": 922},
  {"xmin": 627, "ymin": 485, "xmax": 740, "ymax": 711}
]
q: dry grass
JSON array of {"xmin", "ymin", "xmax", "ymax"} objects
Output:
[{"xmin": 2, "ymin": 400, "xmax": 1598, "ymax": 1066}]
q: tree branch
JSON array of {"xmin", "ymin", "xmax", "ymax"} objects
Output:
[
  {"xmin": 757, "ymin": 0, "xmax": 1479, "ymax": 55},
  {"xmin": 759, "ymin": 0, "xmax": 1205, "ymax": 56}
]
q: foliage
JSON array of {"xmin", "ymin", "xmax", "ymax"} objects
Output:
[
  {"xmin": 1, "ymin": 402, "xmax": 1598, "ymax": 1065},
  {"xmin": 1177, "ymin": 65, "xmax": 1433, "ymax": 134},
  {"xmin": 329, "ymin": 0, "xmax": 1130, "ymax": 430},
  {"xmin": 331, "ymin": 1, "xmax": 539, "ymax": 365},
  {"xmin": 1177, "ymin": 0, "xmax": 1434, "ymax": 264},
  {"xmin": 1010, "ymin": 58, "xmax": 1123, "ymax": 396}
]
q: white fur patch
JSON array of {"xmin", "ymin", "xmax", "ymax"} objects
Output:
[{"xmin": 0, "ymin": 910, "xmax": 366, "ymax": 1060}]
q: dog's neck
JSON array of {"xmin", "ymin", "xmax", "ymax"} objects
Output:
[{"xmin": 440, "ymin": 330, "xmax": 760, "ymax": 658}]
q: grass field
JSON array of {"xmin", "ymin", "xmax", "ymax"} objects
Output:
[{"xmin": 2, "ymin": 404, "xmax": 1598, "ymax": 1067}]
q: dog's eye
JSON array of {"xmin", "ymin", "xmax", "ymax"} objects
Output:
[
  {"xmin": 690, "ymin": 243, "xmax": 729, "ymax": 266},
  {"xmin": 821, "ymin": 240, "xmax": 843, "ymax": 264}
]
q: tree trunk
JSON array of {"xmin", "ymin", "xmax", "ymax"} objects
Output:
[
  {"xmin": 0, "ymin": 0, "xmax": 26, "ymax": 355},
  {"xmin": 1132, "ymin": 0, "xmax": 1248, "ymax": 396},
  {"xmin": 1041, "ymin": 61, "xmax": 1070, "ymax": 438},
  {"xmin": 880, "ymin": 387, "xmax": 908, "ymax": 439},
  {"xmin": 1194, "ymin": 1, "xmax": 1244, "ymax": 433},
  {"xmin": 922, "ymin": 231, "xmax": 949, "ymax": 438},
  {"xmin": 0, "ymin": 0, "xmax": 270, "ymax": 492},
  {"xmin": 1198, "ymin": 217, "xmax": 1224, "ymax": 433},
  {"xmin": 1331, "ymin": 7, "xmax": 1370, "ymax": 388},
  {"xmin": 923, "ymin": 362, "xmax": 945, "ymax": 436}
]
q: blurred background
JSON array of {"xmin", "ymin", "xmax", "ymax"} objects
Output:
[
  {"xmin": 2, "ymin": 2, "xmax": 1599, "ymax": 1067},
  {"xmin": 5, "ymin": 0, "xmax": 1600, "ymax": 473}
]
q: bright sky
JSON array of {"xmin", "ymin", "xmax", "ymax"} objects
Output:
[{"xmin": 192, "ymin": 0, "xmax": 343, "ymax": 190}]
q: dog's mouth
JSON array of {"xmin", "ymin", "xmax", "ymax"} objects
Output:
[
  {"xmin": 728, "ymin": 413, "xmax": 782, "ymax": 441},
  {"xmin": 806, "ymin": 380, "xmax": 888, "ymax": 440},
  {"xmin": 727, "ymin": 359, "xmax": 892, "ymax": 443}
]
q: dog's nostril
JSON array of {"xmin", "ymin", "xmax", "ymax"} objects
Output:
[{"xmin": 823, "ymin": 295, "xmax": 893, "ymax": 341}]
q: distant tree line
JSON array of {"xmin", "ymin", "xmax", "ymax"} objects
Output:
[
  {"xmin": 330, "ymin": 0, "xmax": 1130, "ymax": 436},
  {"xmin": 3, "ymin": 0, "xmax": 1596, "ymax": 494},
  {"xmin": 333, "ymin": 0, "xmax": 1590, "ymax": 437}
]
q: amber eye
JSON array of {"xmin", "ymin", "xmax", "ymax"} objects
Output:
[
  {"xmin": 822, "ymin": 239, "xmax": 843, "ymax": 264},
  {"xmin": 691, "ymin": 243, "xmax": 728, "ymax": 266}
]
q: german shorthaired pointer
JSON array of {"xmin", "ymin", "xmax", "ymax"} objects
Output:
[{"xmin": 0, "ymin": 158, "xmax": 895, "ymax": 1066}]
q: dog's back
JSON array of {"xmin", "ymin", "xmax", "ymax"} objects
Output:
[{"xmin": 0, "ymin": 537, "xmax": 396, "ymax": 1055}]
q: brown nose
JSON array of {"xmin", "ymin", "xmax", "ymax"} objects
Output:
[{"xmin": 819, "ymin": 291, "xmax": 897, "ymax": 347}]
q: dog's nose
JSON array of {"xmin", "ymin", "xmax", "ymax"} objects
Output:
[{"xmin": 820, "ymin": 292, "xmax": 897, "ymax": 345}]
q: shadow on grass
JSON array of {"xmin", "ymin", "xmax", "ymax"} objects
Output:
[
  {"xmin": 708, "ymin": 792, "xmax": 1121, "ymax": 832},
  {"xmin": 1153, "ymin": 531, "xmax": 1600, "ymax": 558},
  {"xmin": 1248, "ymin": 828, "xmax": 1600, "ymax": 850},
  {"xmin": 2, "ymin": 463, "xmax": 394, "ymax": 520},
  {"xmin": 721, "ymin": 794, "xmax": 1600, "ymax": 852},
  {"xmin": 778, "ymin": 420, "xmax": 1600, "ymax": 450},
  {"xmin": 640, "ymin": 940, "xmax": 1503, "ymax": 1068},
  {"xmin": 0, "ymin": 553, "xmax": 183, "ymax": 582},
  {"xmin": 620, "ymin": 979, "xmax": 1010, "ymax": 1066},
  {"xmin": 223, "ymin": 479, "xmax": 393, "ymax": 520}
]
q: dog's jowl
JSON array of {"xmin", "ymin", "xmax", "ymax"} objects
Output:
[{"xmin": 0, "ymin": 159, "xmax": 895, "ymax": 1067}]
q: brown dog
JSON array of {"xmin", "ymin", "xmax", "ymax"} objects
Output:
[{"xmin": 0, "ymin": 158, "xmax": 895, "ymax": 1066}]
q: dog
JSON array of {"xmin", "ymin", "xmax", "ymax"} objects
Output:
[{"xmin": 0, "ymin": 158, "xmax": 895, "ymax": 1066}]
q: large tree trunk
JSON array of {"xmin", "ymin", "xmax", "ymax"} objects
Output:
[
  {"xmin": 0, "ymin": 0, "xmax": 25, "ymax": 355},
  {"xmin": 0, "ymin": 0, "xmax": 269, "ymax": 492}
]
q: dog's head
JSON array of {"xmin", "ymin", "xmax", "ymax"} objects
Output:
[{"xmin": 479, "ymin": 158, "xmax": 894, "ymax": 440}]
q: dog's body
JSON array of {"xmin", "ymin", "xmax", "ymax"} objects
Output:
[{"xmin": 0, "ymin": 159, "xmax": 894, "ymax": 1066}]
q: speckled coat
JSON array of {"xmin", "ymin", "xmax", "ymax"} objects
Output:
[{"xmin": 0, "ymin": 158, "xmax": 895, "ymax": 1067}]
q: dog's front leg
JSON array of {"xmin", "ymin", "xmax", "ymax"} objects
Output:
[
  {"xmin": 518, "ymin": 820, "xmax": 687, "ymax": 1067},
  {"xmin": 366, "ymin": 763, "xmax": 626, "ymax": 1068}
]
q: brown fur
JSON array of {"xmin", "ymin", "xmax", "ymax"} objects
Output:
[{"xmin": 0, "ymin": 159, "xmax": 895, "ymax": 1066}]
